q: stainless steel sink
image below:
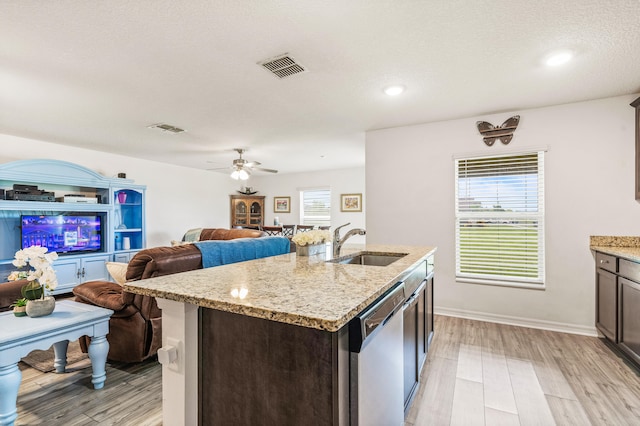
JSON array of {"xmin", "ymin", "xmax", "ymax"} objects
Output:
[{"xmin": 328, "ymin": 251, "xmax": 407, "ymax": 266}]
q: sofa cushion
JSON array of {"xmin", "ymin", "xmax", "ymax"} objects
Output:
[
  {"xmin": 73, "ymin": 280, "xmax": 128, "ymax": 311},
  {"xmin": 127, "ymin": 244, "xmax": 203, "ymax": 281},
  {"xmin": 199, "ymin": 228, "xmax": 265, "ymax": 240},
  {"xmin": 106, "ymin": 262, "xmax": 128, "ymax": 285}
]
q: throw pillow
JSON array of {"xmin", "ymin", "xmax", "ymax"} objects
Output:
[
  {"xmin": 171, "ymin": 240, "xmax": 193, "ymax": 246},
  {"xmin": 106, "ymin": 262, "xmax": 128, "ymax": 286}
]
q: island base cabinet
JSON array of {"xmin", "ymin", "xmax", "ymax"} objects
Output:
[
  {"xmin": 618, "ymin": 277, "xmax": 640, "ymax": 364},
  {"xmin": 403, "ymin": 293, "xmax": 418, "ymax": 411},
  {"xmin": 199, "ymin": 308, "xmax": 350, "ymax": 426}
]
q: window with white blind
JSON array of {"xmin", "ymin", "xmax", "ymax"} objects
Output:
[
  {"xmin": 455, "ymin": 151, "xmax": 545, "ymax": 287},
  {"xmin": 300, "ymin": 188, "xmax": 331, "ymax": 227}
]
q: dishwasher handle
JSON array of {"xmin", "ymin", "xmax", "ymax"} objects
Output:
[
  {"xmin": 402, "ymin": 280, "xmax": 426, "ymax": 312},
  {"xmin": 349, "ymin": 282, "xmax": 405, "ymax": 353}
]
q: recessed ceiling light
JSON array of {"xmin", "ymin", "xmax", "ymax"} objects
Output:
[
  {"xmin": 545, "ymin": 51, "xmax": 573, "ymax": 67},
  {"xmin": 384, "ymin": 85, "xmax": 405, "ymax": 96}
]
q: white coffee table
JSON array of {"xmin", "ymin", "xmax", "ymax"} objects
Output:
[{"xmin": 0, "ymin": 299, "xmax": 113, "ymax": 426}]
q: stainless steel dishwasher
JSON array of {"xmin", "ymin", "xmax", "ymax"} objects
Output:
[{"xmin": 349, "ymin": 282, "xmax": 405, "ymax": 426}]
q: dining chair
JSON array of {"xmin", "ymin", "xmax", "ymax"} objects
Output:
[
  {"xmin": 262, "ymin": 226, "xmax": 283, "ymax": 236},
  {"xmin": 282, "ymin": 225, "xmax": 296, "ymax": 237},
  {"xmin": 318, "ymin": 226, "xmax": 330, "ymax": 231},
  {"xmin": 295, "ymin": 225, "xmax": 314, "ymax": 233}
]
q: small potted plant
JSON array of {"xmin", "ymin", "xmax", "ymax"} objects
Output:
[{"xmin": 10, "ymin": 298, "xmax": 28, "ymax": 317}]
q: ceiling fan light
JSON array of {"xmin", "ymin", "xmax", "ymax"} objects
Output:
[
  {"xmin": 238, "ymin": 169, "xmax": 250, "ymax": 180},
  {"xmin": 230, "ymin": 170, "xmax": 240, "ymax": 180}
]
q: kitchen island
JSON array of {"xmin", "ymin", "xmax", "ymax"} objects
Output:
[{"xmin": 123, "ymin": 243, "xmax": 436, "ymax": 425}]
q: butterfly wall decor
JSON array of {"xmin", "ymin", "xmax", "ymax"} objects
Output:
[{"xmin": 476, "ymin": 115, "xmax": 520, "ymax": 146}]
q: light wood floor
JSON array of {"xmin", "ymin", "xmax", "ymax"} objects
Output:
[
  {"xmin": 15, "ymin": 356, "xmax": 162, "ymax": 425},
  {"xmin": 15, "ymin": 315, "xmax": 640, "ymax": 425},
  {"xmin": 406, "ymin": 315, "xmax": 640, "ymax": 426}
]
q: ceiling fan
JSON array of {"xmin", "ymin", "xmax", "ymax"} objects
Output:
[{"xmin": 209, "ymin": 148, "xmax": 278, "ymax": 180}]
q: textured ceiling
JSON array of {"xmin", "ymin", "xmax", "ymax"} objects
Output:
[{"xmin": 1, "ymin": 0, "xmax": 639, "ymax": 175}]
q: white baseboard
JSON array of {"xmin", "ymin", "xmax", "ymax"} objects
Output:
[{"xmin": 435, "ymin": 306, "xmax": 598, "ymax": 337}]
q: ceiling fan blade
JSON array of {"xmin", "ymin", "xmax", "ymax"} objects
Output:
[
  {"xmin": 253, "ymin": 167, "xmax": 278, "ymax": 173},
  {"xmin": 245, "ymin": 160, "xmax": 261, "ymax": 167},
  {"xmin": 207, "ymin": 166, "xmax": 233, "ymax": 171}
]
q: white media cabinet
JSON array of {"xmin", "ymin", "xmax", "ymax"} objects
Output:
[{"xmin": 0, "ymin": 159, "xmax": 146, "ymax": 294}]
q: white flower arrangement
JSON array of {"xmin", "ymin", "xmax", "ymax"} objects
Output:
[
  {"xmin": 291, "ymin": 229, "xmax": 332, "ymax": 246},
  {"xmin": 9, "ymin": 246, "xmax": 59, "ymax": 296}
]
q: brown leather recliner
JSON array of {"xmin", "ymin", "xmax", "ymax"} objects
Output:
[
  {"xmin": 0, "ymin": 279, "xmax": 28, "ymax": 312},
  {"xmin": 73, "ymin": 228, "xmax": 265, "ymax": 363}
]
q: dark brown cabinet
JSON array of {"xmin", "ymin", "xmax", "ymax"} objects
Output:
[
  {"xmin": 632, "ymin": 96, "xmax": 640, "ymax": 200},
  {"xmin": 229, "ymin": 195, "xmax": 264, "ymax": 228},
  {"xmin": 596, "ymin": 266, "xmax": 617, "ymax": 342},
  {"xmin": 402, "ymin": 256, "xmax": 435, "ymax": 414},
  {"xmin": 595, "ymin": 251, "xmax": 640, "ymax": 368},
  {"xmin": 403, "ymin": 290, "xmax": 419, "ymax": 408},
  {"xmin": 618, "ymin": 276, "xmax": 640, "ymax": 364}
]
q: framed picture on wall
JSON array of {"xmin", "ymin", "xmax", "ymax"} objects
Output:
[
  {"xmin": 274, "ymin": 196, "xmax": 291, "ymax": 213},
  {"xmin": 340, "ymin": 193, "xmax": 362, "ymax": 212}
]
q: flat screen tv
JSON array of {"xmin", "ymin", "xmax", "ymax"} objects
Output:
[{"xmin": 21, "ymin": 213, "xmax": 105, "ymax": 255}]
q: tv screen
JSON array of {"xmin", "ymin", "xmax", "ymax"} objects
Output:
[{"xmin": 21, "ymin": 213, "xmax": 104, "ymax": 255}]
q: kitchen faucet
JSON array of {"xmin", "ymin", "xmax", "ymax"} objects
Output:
[{"xmin": 333, "ymin": 223, "xmax": 366, "ymax": 257}]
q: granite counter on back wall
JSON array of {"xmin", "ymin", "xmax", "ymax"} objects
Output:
[
  {"xmin": 590, "ymin": 235, "xmax": 640, "ymax": 263},
  {"xmin": 123, "ymin": 243, "xmax": 436, "ymax": 332}
]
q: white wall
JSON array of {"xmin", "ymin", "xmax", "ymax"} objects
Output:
[
  {"xmin": 251, "ymin": 167, "xmax": 366, "ymax": 243},
  {"xmin": 0, "ymin": 133, "xmax": 236, "ymax": 247},
  {"xmin": 366, "ymin": 94, "xmax": 640, "ymax": 333}
]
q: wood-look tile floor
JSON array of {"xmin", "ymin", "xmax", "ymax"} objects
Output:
[
  {"xmin": 15, "ymin": 356, "xmax": 162, "ymax": 425},
  {"xmin": 406, "ymin": 315, "xmax": 640, "ymax": 426},
  {"xmin": 15, "ymin": 315, "xmax": 640, "ymax": 425}
]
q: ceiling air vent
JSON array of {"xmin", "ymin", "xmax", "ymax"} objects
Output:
[
  {"xmin": 259, "ymin": 54, "xmax": 307, "ymax": 79},
  {"xmin": 147, "ymin": 123, "xmax": 186, "ymax": 134}
]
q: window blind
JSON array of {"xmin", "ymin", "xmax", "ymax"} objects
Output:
[
  {"xmin": 455, "ymin": 152, "xmax": 545, "ymax": 286},
  {"xmin": 300, "ymin": 189, "xmax": 331, "ymax": 226}
]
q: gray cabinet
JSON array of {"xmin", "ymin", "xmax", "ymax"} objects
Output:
[
  {"xmin": 595, "ymin": 251, "xmax": 640, "ymax": 367},
  {"xmin": 596, "ymin": 268, "xmax": 618, "ymax": 342},
  {"xmin": 596, "ymin": 252, "xmax": 617, "ymax": 341},
  {"xmin": 617, "ymin": 258, "xmax": 640, "ymax": 364},
  {"xmin": 618, "ymin": 276, "xmax": 640, "ymax": 364}
]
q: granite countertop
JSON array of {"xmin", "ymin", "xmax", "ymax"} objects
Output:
[
  {"xmin": 123, "ymin": 243, "xmax": 436, "ymax": 332},
  {"xmin": 590, "ymin": 236, "xmax": 640, "ymax": 263}
]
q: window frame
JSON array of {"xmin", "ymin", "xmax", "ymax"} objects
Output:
[
  {"xmin": 454, "ymin": 150, "xmax": 545, "ymax": 289},
  {"xmin": 299, "ymin": 187, "xmax": 331, "ymax": 227}
]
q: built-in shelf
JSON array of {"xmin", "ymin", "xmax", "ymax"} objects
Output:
[{"xmin": 0, "ymin": 159, "xmax": 146, "ymax": 290}]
